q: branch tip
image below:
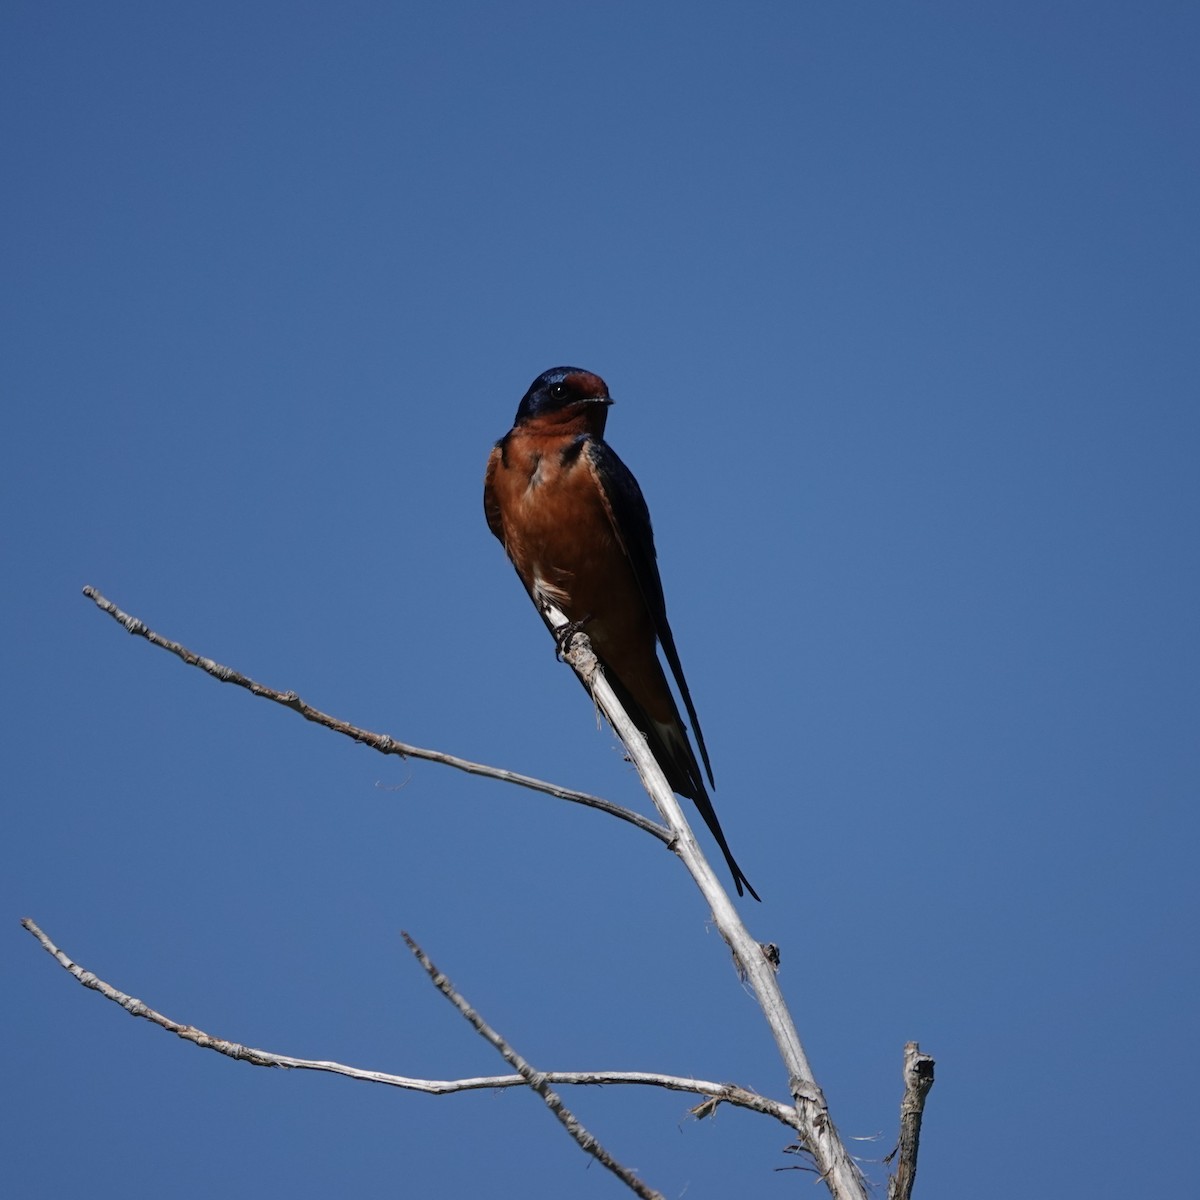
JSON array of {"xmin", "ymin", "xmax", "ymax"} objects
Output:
[{"xmin": 79, "ymin": 588, "xmax": 668, "ymax": 840}]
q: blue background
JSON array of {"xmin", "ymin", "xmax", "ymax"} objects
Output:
[{"xmin": 5, "ymin": 4, "xmax": 1198, "ymax": 1197}]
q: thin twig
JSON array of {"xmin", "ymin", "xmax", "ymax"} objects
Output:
[
  {"xmin": 20, "ymin": 919, "xmax": 790, "ymax": 1121},
  {"xmin": 401, "ymin": 930, "xmax": 663, "ymax": 1200},
  {"xmin": 80, "ymin": 586, "xmax": 669, "ymax": 843},
  {"xmin": 886, "ymin": 1043, "xmax": 935, "ymax": 1200}
]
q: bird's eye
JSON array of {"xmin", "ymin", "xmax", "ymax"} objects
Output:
[{"xmin": 549, "ymin": 383, "xmax": 569, "ymax": 401}]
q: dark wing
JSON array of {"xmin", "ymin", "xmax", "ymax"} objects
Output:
[
  {"xmin": 585, "ymin": 438, "xmax": 714, "ymax": 788},
  {"xmin": 482, "ymin": 437, "xmax": 508, "ymax": 544}
]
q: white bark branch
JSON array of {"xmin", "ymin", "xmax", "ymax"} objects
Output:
[
  {"xmin": 80, "ymin": 586, "xmax": 669, "ymax": 844},
  {"xmin": 20, "ymin": 918, "xmax": 794, "ymax": 1124},
  {"xmin": 69, "ymin": 587, "xmax": 933, "ymax": 1196},
  {"xmin": 548, "ymin": 607, "xmax": 870, "ymax": 1200},
  {"xmin": 400, "ymin": 930, "xmax": 664, "ymax": 1200}
]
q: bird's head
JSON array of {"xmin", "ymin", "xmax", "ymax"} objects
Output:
[{"xmin": 514, "ymin": 367, "xmax": 613, "ymax": 428}]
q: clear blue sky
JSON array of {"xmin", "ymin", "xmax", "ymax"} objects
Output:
[{"xmin": 4, "ymin": 4, "xmax": 1197, "ymax": 1197}]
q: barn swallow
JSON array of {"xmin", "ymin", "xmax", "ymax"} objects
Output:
[{"xmin": 483, "ymin": 367, "xmax": 759, "ymax": 900}]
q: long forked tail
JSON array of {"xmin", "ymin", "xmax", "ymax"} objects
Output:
[
  {"xmin": 684, "ymin": 780, "xmax": 761, "ymax": 902},
  {"xmin": 605, "ymin": 673, "xmax": 761, "ymax": 901}
]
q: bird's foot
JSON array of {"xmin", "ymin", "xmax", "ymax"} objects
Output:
[{"xmin": 554, "ymin": 614, "xmax": 594, "ymax": 660}]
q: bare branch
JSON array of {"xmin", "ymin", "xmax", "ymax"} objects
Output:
[
  {"xmin": 401, "ymin": 932, "xmax": 666, "ymax": 1200},
  {"xmin": 550, "ymin": 609, "xmax": 870, "ymax": 1200},
  {"xmin": 20, "ymin": 919, "xmax": 792, "ymax": 1124},
  {"xmin": 80, "ymin": 586, "xmax": 669, "ymax": 843},
  {"xmin": 886, "ymin": 1042, "xmax": 935, "ymax": 1200},
  {"xmin": 75, "ymin": 586, "xmax": 922, "ymax": 1196}
]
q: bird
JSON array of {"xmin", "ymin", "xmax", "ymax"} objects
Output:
[{"xmin": 483, "ymin": 366, "xmax": 759, "ymax": 900}]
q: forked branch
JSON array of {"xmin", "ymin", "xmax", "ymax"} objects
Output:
[
  {"xmin": 67, "ymin": 587, "xmax": 934, "ymax": 1198},
  {"xmin": 547, "ymin": 606, "xmax": 870, "ymax": 1200},
  {"xmin": 20, "ymin": 918, "xmax": 791, "ymax": 1118},
  {"xmin": 400, "ymin": 930, "xmax": 664, "ymax": 1200}
]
